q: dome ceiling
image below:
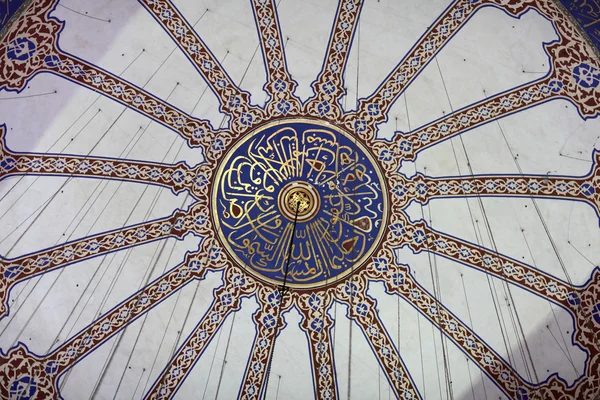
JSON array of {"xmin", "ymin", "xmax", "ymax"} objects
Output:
[{"xmin": 0, "ymin": 0, "xmax": 599, "ymax": 399}]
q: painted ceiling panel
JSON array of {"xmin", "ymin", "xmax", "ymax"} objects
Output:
[{"xmin": 0, "ymin": 0, "xmax": 599, "ymax": 399}]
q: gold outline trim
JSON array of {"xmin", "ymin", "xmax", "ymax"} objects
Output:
[
  {"xmin": 278, "ymin": 181, "xmax": 320, "ymax": 222},
  {"xmin": 211, "ymin": 117, "xmax": 389, "ymax": 290}
]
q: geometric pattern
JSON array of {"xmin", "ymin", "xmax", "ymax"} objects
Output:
[{"xmin": 0, "ymin": 0, "xmax": 599, "ymax": 399}]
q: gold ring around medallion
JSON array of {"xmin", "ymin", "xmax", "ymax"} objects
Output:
[{"xmin": 278, "ymin": 181, "xmax": 320, "ymax": 222}]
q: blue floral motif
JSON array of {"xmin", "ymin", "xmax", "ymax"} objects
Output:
[
  {"xmin": 392, "ymin": 272, "xmax": 404, "ymax": 286},
  {"xmin": 171, "ymin": 170, "xmax": 185, "ymax": 183},
  {"xmin": 45, "ymin": 360, "xmax": 59, "ymax": 374},
  {"xmin": 277, "ymin": 100, "xmax": 291, "ymax": 115},
  {"xmin": 246, "ymin": 384, "xmax": 257, "ymax": 397},
  {"xmin": 9, "ymin": 376, "xmax": 37, "ymax": 399},
  {"xmin": 345, "ymin": 282, "xmax": 358, "ymax": 297},
  {"xmin": 252, "ymin": 361, "xmax": 263, "ymax": 373},
  {"xmin": 228, "ymin": 95, "xmax": 241, "ymax": 109},
  {"xmin": 209, "ymin": 247, "xmax": 222, "ymax": 260},
  {"xmin": 310, "ymin": 317, "xmax": 324, "ymax": 332},
  {"xmin": 308, "ymin": 293, "xmax": 321, "ymax": 309},
  {"xmin": 415, "ymin": 182, "xmax": 429, "ymax": 195},
  {"xmin": 355, "ymin": 302, "xmax": 368, "ymax": 316},
  {"xmin": 267, "ymin": 290, "xmax": 281, "ymax": 306},
  {"xmin": 220, "ymin": 292, "xmax": 233, "ymax": 306},
  {"xmin": 373, "ymin": 258, "xmax": 389, "ymax": 271},
  {"xmin": 3, "ymin": 265, "xmax": 23, "ymax": 279},
  {"xmin": 379, "ymin": 149, "xmax": 394, "ymax": 161},
  {"xmin": 0, "ymin": 156, "xmax": 16, "ymax": 171},
  {"xmin": 194, "ymin": 174, "xmax": 209, "ymax": 187},
  {"xmin": 7, "ymin": 38, "xmax": 36, "ymax": 61},
  {"xmin": 581, "ymin": 183, "xmax": 595, "ymax": 197},
  {"xmin": 170, "ymin": 367, "xmax": 181, "ymax": 378},
  {"xmin": 548, "ymin": 80, "xmax": 563, "ymax": 93},
  {"xmin": 593, "ymin": 303, "xmax": 600, "ymax": 325},
  {"xmin": 392, "ymin": 184, "xmax": 407, "ymax": 197},
  {"xmin": 317, "ymin": 101, "xmax": 331, "ymax": 116},
  {"xmin": 515, "ymin": 387, "xmax": 529, "ymax": 400},
  {"xmin": 412, "ymin": 229, "xmax": 426, "ymax": 244},
  {"xmin": 399, "ymin": 140, "xmax": 412, "ymax": 153},
  {"xmin": 44, "ymin": 54, "xmax": 62, "ymax": 68},
  {"xmin": 354, "ymin": 119, "xmax": 367, "ymax": 132},
  {"xmin": 263, "ymin": 314, "xmax": 276, "ymax": 328},
  {"xmin": 567, "ymin": 292, "xmax": 580, "ymax": 306},
  {"xmin": 233, "ymin": 274, "xmax": 246, "ymax": 287},
  {"xmin": 573, "ymin": 63, "xmax": 600, "ymax": 89},
  {"xmin": 322, "ymin": 81, "xmax": 335, "ymax": 94},
  {"xmin": 367, "ymin": 103, "xmax": 380, "ymax": 116}
]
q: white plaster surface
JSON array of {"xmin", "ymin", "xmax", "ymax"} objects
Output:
[{"xmin": 0, "ymin": 0, "xmax": 599, "ymax": 399}]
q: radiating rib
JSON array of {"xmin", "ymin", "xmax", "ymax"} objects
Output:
[
  {"xmin": 238, "ymin": 287, "xmax": 293, "ymax": 400},
  {"xmin": 361, "ymin": 2, "xmax": 600, "ymax": 171},
  {"xmin": 341, "ymin": 0, "xmax": 532, "ymax": 137},
  {"xmin": 392, "ymin": 153, "xmax": 600, "ymax": 219},
  {"xmin": 297, "ymin": 291, "xmax": 338, "ymax": 400},
  {"xmin": 0, "ymin": 128, "xmax": 195, "ymax": 196},
  {"xmin": 0, "ymin": 0, "xmax": 233, "ymax": 162},
  {"xmin": 304, "ymin": 0, "xmax": 364, "ymax": 121},
  {"xmin": 144, "ymin": 266, "xmax": 257, "ymax": 400},
  {"xmin": 404, "ymin": 222, "xmax": 578, "ymax": 312},
  {"xmin": 138, "ymin": 0, "xmax": 266, "ymax": 133},
  {"xmin": 250, "ymin": 0, "xmax": 302, "ymax": 118},
  {"xmin": 334, "ymin": 277, "xmax": 421, "ymax": 399},
  {"xmin": 0, "ymin": 0, "xmax": 60, "ymax": 93},
  {"xmin": 367, "ymin": 261, "xmax": 535, "ymax": 398},
  {"xmin": 43, "ymin": 52, "xmax": 231, "ymax": 162},
  {"xmin": 573, "ymin": 270, "xmax": 600, "ymax": 352},
  {"xmin": 369, "ymin": 76, "xmax": 563, "ymax": 173},
  {"xmin": 44, "ymin": 251, "xmax": 215, "ymax": 373},
  {"xmin": 397, "ymin": 77, "xmax": 561, "ymax": 159},
  {"xmin": 0, "ymin": 124, "xmax": 219, "ymax": 202},
  {"xmin": 0, "ymin": 208, "xmax": 192, "ymax": 318},
  {"xmin": 0, "ymin": 251, "xmax": 222, "ymax": 399},
  {"xmin": 372, "ymin": 33, "xmax": 600, "ymax": 170}
]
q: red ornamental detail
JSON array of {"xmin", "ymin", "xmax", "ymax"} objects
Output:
[
  {"xmin": 0, "ymin": 0, "xmax": 61, "ymax": 90},
  {"xmin": 304, "ymin": 0, "xmax": 364, "ymax": 122},
  {"xmin": 239, "ymin": 287, "xmax": 294, "ymax": 399},
  {"xmin": 0, "ymin": 207, "xmax": 194, "ymax": 317},
  {"xmin": 388, "ymin": 150, "xmax": 600, "ymax": 219},
  {"xmin": 0, "ymin": 0, "xmax": 599, "ymax": 399},
  {"xmin": 0, "ymin": 126, "xmax": 224, "ymax": 203},
  {"xmin": 0, "ymin": 345, "xmax": 56, "ymax": 400},
  {"xmin": 251, "ymin": 0, "xmax": 303, "ymax": 118},
  {"xmin": 138, "ymin": 0, "xmax": 267, "ymax": 133},
  {"xmin": 342, "ymin": 0, "xmax": 538, "ymax": 137},
  {"xmin": 0, "ymin": 1, "xmax": 234, "ymax": 158},
  {"xmin": 344, "ymin": 0, "xmax": 600, "ymax": 171},
  {"xmin": 145, "ymin": 267, "xmax": 257, "ymax": 399},
  {"xmin": 334, "ymin": 275, "xmax": 420, "ymax": 398},
  {"xmin": 297, "ymin": 292, "xmax": 338, "ymax": 400}
]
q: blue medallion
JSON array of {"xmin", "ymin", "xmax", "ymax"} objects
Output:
[{"xmin": 213, "ymin": 119, "xmax": 387, "ymax": 288}]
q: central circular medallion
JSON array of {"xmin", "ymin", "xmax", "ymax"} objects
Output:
[
  {"xmin": 212, "ymin": 119, "xmax": 388, "ymax": 289},
  {"xmin": 278, "ymin": 181, "xmax": 320, "ymax": 222}
]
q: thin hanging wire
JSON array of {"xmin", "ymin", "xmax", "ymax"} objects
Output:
[
  {"xmin": 346, "ymin": 15, "xmax": 364, "ymax": 400},
  {"xmin": 262, "ymin": 201, "xmax": 300, "ymax": 399},
  {"xmin": 434, "ymin": 57, "xmax": 534, "ymax": 384}
]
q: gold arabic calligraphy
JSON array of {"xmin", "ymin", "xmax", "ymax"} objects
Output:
[{"xmin": 213, "ymin": 121, "xmax": 387, "ymax": 288}]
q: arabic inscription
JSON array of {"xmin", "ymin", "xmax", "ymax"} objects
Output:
[{"xmin": 213, "ymin": 120, "xmax": 387, "ymax": 288}]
